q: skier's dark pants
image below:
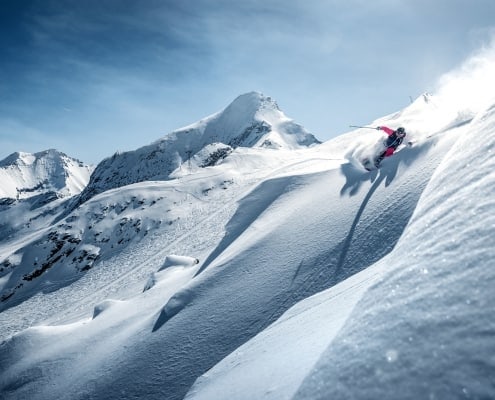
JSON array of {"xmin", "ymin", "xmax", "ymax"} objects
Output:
[{"xmin": 375, "ymin": 147, "xmax": 396, "ymax": 167}]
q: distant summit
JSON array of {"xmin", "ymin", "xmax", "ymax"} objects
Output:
[
  {"xmin": 0, "ymin": 149, "xmax": 93, "ymax": 200},
  {"xmin": 77, "ymin": 92, "xmax": 320, "ymax": 205},
  {"xmin": 184, "ymin": 92, "xmax": 320, "ymax": 149}
]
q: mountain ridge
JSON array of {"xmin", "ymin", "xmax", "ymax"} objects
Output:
[{"xmin": 74, "ymin": 92, "xmax": 320, "ymax": 208}]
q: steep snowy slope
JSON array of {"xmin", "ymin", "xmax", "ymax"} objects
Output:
[
  {"xmin": 0, "ymin": 149, "xmax": 92, "ymax": 200},
  {"xmin": 0, "ymin": 92, "xmax": 474, "ymax": 400},
  {"xmin": 292, "ymin": 102, "xmax": 495, "ymax": 400},
  {"xmin": 184, "ymin": 100, "xmax": 495, "ymax": 400},
  {"xmin": 75, "ymin": 92, "xmax": 320, "ymax": 207}
]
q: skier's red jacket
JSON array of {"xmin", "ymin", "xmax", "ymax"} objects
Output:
[
  {"xmin": 379, "ymin": 126, "xmax": 395, "ymax": 136},
  {"xmin": 378, "ymin": 126, "xmax": 399, "ymax": 157}
]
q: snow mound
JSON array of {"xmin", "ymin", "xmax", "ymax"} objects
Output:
[
  {"xmin": 92, "ymin": 299, "xmax": 123, "ymax": 319},
  {"xmin": 145, "ymin": 255, "xmax": 200, "ymax": 292},
  {"xmin": 158, "ymin": 255, "xmax": 200, "ymax": 272}
]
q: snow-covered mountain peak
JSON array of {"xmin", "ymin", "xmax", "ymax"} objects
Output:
[
  {"xmin": 172, "ymin": 91, "xmax": 317, "ymax": 149},
  {"xmin": 1, "ymin": 149, "xmax": 67, "ymax": 167},
  {"xmin": 75, "ymin": 92, "xmax": 320, "ymax": 206},
  {"xmin": 0, "ymin": 151, "xmax": 34, "ymax": 167},
  {"xmin": 203, "ymin": 91, "xmax": 316, "ymax": 149},
  {"xmin": 0, "ymin": 149, "xmax": 93, "ymax": 200},
  {"xmin": 220, "ymin": 91, "xmax": 281, "ymax": 121}
]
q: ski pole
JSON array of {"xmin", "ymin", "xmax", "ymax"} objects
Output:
[{"xmin": 349, "ymin": 125, "xmax": 379, "ymax": 130}]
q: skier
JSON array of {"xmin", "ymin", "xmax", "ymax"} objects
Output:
[{"xmin": 373, "ymin": 126, "xmax": 407, "ymax": 167}]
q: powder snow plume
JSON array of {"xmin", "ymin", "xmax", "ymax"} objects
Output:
[{"xmin": 434, "ymin": 34, "xmax": 495, "ymax": 115}]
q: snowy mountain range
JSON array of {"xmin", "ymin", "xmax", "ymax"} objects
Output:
[
  {"xmin": 1, "ymin": 87, "xmax": 494, "ymax": 400},
  {"xmin": 0, "ymin": 92, "xmax": 319, "ymax": 311}
]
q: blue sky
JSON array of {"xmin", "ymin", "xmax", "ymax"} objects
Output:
[{"xmin": 1, "ymin": 0, "xmax": 494, "ymax": 164}]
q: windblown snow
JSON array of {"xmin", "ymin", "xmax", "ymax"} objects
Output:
[{"xmin": 0, "ymin": 67, "xmax": 494, "ymax": 400}]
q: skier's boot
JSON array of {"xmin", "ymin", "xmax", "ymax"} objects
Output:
[{"xmin": 374, "ymin": 154, "xmax": 384, "ymax": 169}]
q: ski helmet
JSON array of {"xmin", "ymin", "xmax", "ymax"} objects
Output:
[{"xmin": 396, "ymin": 127, "xmax": 406, "ymax": 137}]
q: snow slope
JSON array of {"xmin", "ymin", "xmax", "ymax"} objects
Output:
[
  {"xmin": 0, "ymin": 72, "xmax": 494, "ymax": 400},
  {"xmin": 186, "ymin": 102, "xmax": 495, "ymax": 400}
]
